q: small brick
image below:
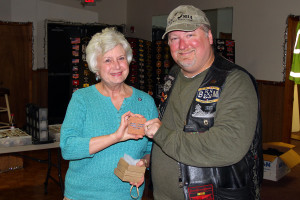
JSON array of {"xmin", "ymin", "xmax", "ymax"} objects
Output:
[{"xmin": 128, "ymin": 116, "xmax": 146, "ymax": 135}]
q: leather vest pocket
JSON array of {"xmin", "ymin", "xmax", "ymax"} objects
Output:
[
  {"xmin": 217, "ymin": 186, "xmax": 251, "ymax": 200},
  {"xmin": 184, "ymin": 185, "xmax": 251, "ymax": 200},
  {"xmin": 184, "ymin": 117, "xmax": 214, "ymax": 132}
]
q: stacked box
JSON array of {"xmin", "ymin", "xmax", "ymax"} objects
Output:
[
  {"xmin": 137, "ymin": 39, "xmax": 146, "ymax": 92},
  {"xmin": 215, "ymin": 39, "xmax": 235, "ymax": 63},
  {"xmin": 48, "ymin": 124, "xmax": 62, "ymax": 142},
  {"xmin": 26, "ymin": 104, "xmax": 49, "ymax": 143},
  {"xmin": 153, "ymin": 40, "xmax": 174, "ymax": 104},
  {"xmin": 114, "ymin": 158, "xmax": 146, "ymax": 183},
  {"xmin": 126, "ymin": 37, "xmax": 155, "ymax": 98},
  {"xmin": 126, "ymin": 37, "xmax": 174, "ymax": 105},
  {"xmin": 144, "ymin": 41, "xmax": 155, "ymax": 97},
  {"xmin": 162, "ymin": 40, "xmax": 173, "ymax": 76},
  {"xmin": 127, "ymin": 38, "xmax": 140, "ymax": 89},
  {"xmin": 70, "ymin": 36, "xmax": 99, "ymax": 93},
  {"xmin": 0, "ymin": 128, "xmax": 32, "ymax": 147}
]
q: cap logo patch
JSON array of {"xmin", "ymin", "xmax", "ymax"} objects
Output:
[{"xmin": 168, "ymin": 12, "xmax": 193, "ymax": 26}]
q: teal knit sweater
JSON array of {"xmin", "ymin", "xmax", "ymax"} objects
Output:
[{"xmin": 60, "ymin": 85, "xmax": 158, "ymax": 200}]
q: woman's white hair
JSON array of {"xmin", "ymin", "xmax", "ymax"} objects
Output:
[{"xmin": 86, "ymin": 27, "xmax": 133, "ymax": 73}]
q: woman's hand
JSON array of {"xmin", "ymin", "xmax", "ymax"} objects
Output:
[
  {"xmin": 130, "ymin": 176, "xmax": 145, "ymax": 188},
  {"xmin": 113, "ymin": 111, "xmax": 144, "ymax": 142},
  {"xmin": 137, "ymin": 154, "xmax": 150, "ymax": 168},
  {"xmin": 129, "ymin": 154, "xmax": 150, "ymax": 187},
  {"xmin": 129, "ymin": 160, "xmax": 147, "ymax": 187},
  {"xmin": 89, "ymin": 112, "xmax": 145, "ymax": 154},
  {"xmin": 144, "ymin": 118, "xmax": 162, "ymax": 138}
]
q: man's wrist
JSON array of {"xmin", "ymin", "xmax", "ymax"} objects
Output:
[{"xmin": 143, "ymin": 159, "xmax": 148, "ymax": 168}]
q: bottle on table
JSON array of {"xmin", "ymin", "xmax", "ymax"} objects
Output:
[{"xmin": 10, "ymin": 113, "xmax": 16, "ymax": 129}]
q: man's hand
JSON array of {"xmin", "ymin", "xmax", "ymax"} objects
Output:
[{"xmin": 144, "ymin": 118, "xmax": 162, "ymax": 138}]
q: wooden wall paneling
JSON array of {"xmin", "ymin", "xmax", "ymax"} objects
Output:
[
  {"xmin": 0, "ymin": 22, "xmax": 33, "ymax": 128},
  {"xmin": 32, "ymin": 69, "xmax": 48, "ymax": 108},
  {"xmin": 282, "ymin": 16, "xmax": 300, "ymax": 143},
  {"xmin": 257, "ymin": 81, "xmax": 285, "ymax": 142}
]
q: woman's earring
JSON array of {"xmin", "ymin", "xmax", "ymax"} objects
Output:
[{"xmin": 95, "ymin": 73, "xmax": 101, "ymax": 82}]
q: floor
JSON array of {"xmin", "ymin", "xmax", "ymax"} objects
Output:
[{"xmin": 0, "ymin": 139, "xmax": 299, "ymax": 200}]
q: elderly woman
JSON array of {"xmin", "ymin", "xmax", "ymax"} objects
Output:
[{"xmin": 60, "ymin": 27, "xmax": 158, "ymax": 200}]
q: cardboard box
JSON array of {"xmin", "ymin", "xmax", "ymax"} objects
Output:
[
  {"xmin": 48, "ymin": 124, "xmax": 61, "ymax": 142},
  {"xmin": 0, "ymin": 128, "xmax": 32, "ymax": 147},
  {"xmin": 263, "ymin": 142, "xmax": 300, "ymax": 181},
  {"xmin": 0, "ymin": 155, "xmax": 23, "ymax": 173},
  {"xmin": 114, "ymin": 158, "xmax": 146, "ymax": 183}
]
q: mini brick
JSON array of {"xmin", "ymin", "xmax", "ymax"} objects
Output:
[{"xmin": 128, "ymin": 116, "xmax": 146, "ymax": 135}]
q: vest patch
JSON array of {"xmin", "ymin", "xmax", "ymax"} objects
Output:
[
  {"xmin": 196, "ymin": 86, "xmax": 220, "ymax": 103},
  {"xmin": 191, "ymin": 104, "xmax": 214, "ymax": 118},
  {"xmin": 188, "ymin": 184, "xmax": 214, "ymax": 200}
]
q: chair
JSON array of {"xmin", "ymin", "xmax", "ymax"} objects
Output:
[{"xmin": 0, "ymin": 88, "xmax": 12, "ymax": 129}]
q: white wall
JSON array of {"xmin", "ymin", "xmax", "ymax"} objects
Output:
[
  {"xmin": 127, "ymin": 0, "xmax": 300, "ymax": 82},
  {"xmin": 0, "ymin": 1, "xmax": 11, "ymax": 21},
  {"xmin": 41, "ymin": 0, "xmax": 127, "ymax": 25},
  {"xmin": 4, "ymin": 0, "xmax": 99, "ymax": 70},
  {"xmin": 2, "ymin": 0, "xmax": 127, "ymax": 70},
  {"xmin": 217, "ymin": 8, "xmax": 232, "ymax": 38},
  {"xmin": 2, "ymin": 0, "xmax": 300, "ymax": 81}
]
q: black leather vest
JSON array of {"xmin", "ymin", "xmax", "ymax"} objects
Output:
[{"xmin": 158, "ymin": 55, "xmax": 263, "ymax": 200}]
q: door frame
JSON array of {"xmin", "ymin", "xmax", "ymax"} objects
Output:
[{"xmin": 282, "ymin": 15, "xmax": 300, "ymax": 143}]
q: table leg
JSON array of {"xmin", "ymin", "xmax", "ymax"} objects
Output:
[
  {"xmin": 44, "ymin": 148, "xmax": 64, "ymax": 196},
  {"xmin": 57, "ymin": 148, "xmax": 64, "ymax": 193},
  {"xmin": 44, "ymin": 149, "xmax": 52, "ymax": 194}
]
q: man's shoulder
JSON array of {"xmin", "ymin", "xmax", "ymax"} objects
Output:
[
  {"xmin": 214, "ymin": 54, "xmax": 256, "ymax": 85},
  {"xmin": 214, "ymin": 54, "xmax": 243, "ymax": 72}
]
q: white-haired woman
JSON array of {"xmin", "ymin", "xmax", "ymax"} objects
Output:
[{"xmin": 60, "ymin": 27, "xmax": 158, "ymax": 200}]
